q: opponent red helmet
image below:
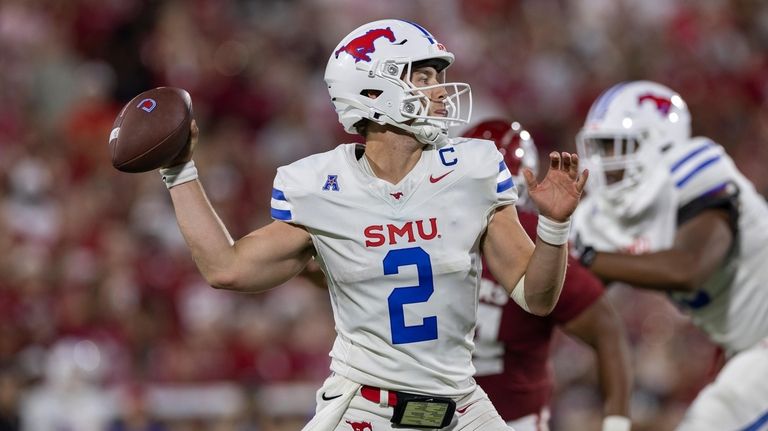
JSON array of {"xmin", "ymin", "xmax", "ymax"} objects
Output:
[{"xmin": 462, "ymin": 119, "xmax": 539, "ymax": 204}]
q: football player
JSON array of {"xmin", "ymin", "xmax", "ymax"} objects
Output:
[
  {"xmin": 463, "ymin": 120, "xmax": 632, "ymax": 431},
  {"xmin": 158, "ymin": 19, "xmax": 587, "ymax": 430},
  {"xmin": 571, "ymin": 80, "xmax": 768, "ymax": 431}
]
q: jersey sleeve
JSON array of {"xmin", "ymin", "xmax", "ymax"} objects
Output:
[
  {"xmin": 670, "ymin": 139, "xmax": 734, "ymax": 206},
  {"xmin": 270, "ymin": 166, "xmax": 298, "ymax": 224},
  {"xmin": 457, "ymin": 137, "xmax": 518, "ymax": 210},
  {"xmin": 493, "ymin": 148, "xmax": 519, "ymax": 206},
  {"xmin": 669, "ymin": 138, "xmax": 739, "ymax": 228}
]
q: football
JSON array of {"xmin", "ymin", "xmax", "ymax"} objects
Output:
[{"xmin": 109, "ymin": 87, "xmax": 193, "ymax": 173}]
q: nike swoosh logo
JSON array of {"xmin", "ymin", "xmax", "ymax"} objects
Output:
[
  {"xmin": 456, "ymin": 400, "xmax": 481, "ymax": 414},
  {"xmin": 429, "ymin": 170, "xmax": 454, "ymax": 183},
  {"xmin": 321, "ymin": 392, "xmax": 342, "ymax": 401}
]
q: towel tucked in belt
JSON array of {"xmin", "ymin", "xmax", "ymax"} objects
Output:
[{"xmin": 302, "ymin": 374, "xmax": 362, "ymax": 431}]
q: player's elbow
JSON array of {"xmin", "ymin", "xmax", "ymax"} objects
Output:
[
  {"xmin": 205, "ymin": 266, "xmax": 281, "ymax": 293},
  {"xmin": 528, "ymin": 302, "xmax": 555, "ymax": 317},
  {"xmin": 205, "ymin": 270, "xmax": 240, "ymax": 291},
  {"xmin": 665, "ymin": 260, "xmax": 704, "ymax": 292},
  {"xmin": 521, "ymin": 281, "xmax": 562, "ymax": 316},
  {"xmin": 205, "ymin": 267, "xmax": 258, "ymax": 292},
  {"xmin": 526, "ymin": 295, "xmax": 557, "ymax": 316}
]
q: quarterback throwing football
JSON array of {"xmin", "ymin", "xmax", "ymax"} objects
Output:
[{"xmin": 158, "ymin": 19, "xmax": 587, "ymax": 430}]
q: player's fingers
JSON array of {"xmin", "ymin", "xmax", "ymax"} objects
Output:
[
  {"xmin": 522, "ymin": 167, "xmax": 538, "ymax": 190},
  {"xmin": 188, "ymin": 119, "xmax": 199, "ymax": 151},
  {"xmin": 569, "ymin": 153, "xmax": 580, "ymax": 178},
  {"xmin": 549, "ymin": 151, "xmax": 561, "ymax": 170},
  {"xmin": 190, "ymin": 119, "xmax": 199, "ymax": 137},
  {"xmin": 576, "ymin": 169, "xmax": 589, "ymax": 193},
  {"xmin": 560, "ymin": 152, "xmax": 571, "ymax": 172}
]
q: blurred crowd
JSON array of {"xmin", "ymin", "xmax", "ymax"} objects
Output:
[{"xmin": 0, "ymin": 0, "xmax": 766, "ymax": 430}]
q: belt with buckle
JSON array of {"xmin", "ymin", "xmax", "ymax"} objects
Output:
[
  {"xmin": 361, "ymin": 385, "xmax": 398, "ymax": 406},
  {"xmin": 359, "ymin": 385, "xmax": 456, "ymax": 429}
]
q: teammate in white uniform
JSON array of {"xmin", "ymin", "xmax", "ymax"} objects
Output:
[
  {"xmin": 570, "ymin": 80, "xmax": 768, "ymax": 431},
  {"xmin": 155, "ymin": 19, "xmax": 587, "ymax": 431}
]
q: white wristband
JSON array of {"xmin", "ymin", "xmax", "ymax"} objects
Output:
[
  {"xmin": 159, "ymin": 160, "xmax": 198, "ymax": 189},
  {"xmin": 602, "ymin": 415, "xmax": 631, "ymax": 431},
  {"xmin": 536, "ymin": 214, "xmax": 571, "ymax": 245}
]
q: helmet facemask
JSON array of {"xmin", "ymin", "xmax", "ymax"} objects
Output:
[
  {"xmin": 399, "ymin": 60, "xmax": 472, "ymax": 129},
  {"xmin": 577, "ymin": 132, "xmax": 645, "ymax": 197},
  {"xmin": 359, "ymin": 58, "xmax": 472, "ymax": 145}
]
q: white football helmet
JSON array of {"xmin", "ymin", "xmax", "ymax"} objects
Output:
[
  {"xmin": 325, "ymin": 19, "xmax": 472, "ymax": 146},
  {"xmin": 576, "ymin": 81, "xmax": 691, "ymax": 198}
]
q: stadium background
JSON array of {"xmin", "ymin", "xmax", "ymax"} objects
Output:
[{"xmin": 0, "ymin": 0, "xmax": 766, "ymax": 430}]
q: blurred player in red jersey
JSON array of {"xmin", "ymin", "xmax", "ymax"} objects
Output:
[{"xmin": 462, "ymin": 120, "xmax": 633, "ymax": 431}]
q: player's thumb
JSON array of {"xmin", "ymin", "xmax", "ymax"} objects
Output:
[
  {"xmin": 189, "ymin": 119, "xmax": 199, "ymax": 151},
  {"xmin": 522, "ymin": 167, "xmax": 537, "ymax": 190},
  {"xmin": 165, "ymin": 119, "xmax": 197, "ymax": 167}
]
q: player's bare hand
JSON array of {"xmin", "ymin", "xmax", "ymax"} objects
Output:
[
  {"xmin": 165, "ymin": 119, "xmax": 198, "ymax": 167},
  {"xmin": 524, "ymin": 152, "xmax": 588, "ymax": 222}
]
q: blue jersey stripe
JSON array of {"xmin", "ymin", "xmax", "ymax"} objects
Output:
[
  {"xmin": 671, "ymin": 142, "xmax": 714, "ymax": 173},
  {"xmin": 677, "ymin": 290, "xmax": 711, "ymax": 309},
  {"xmin": 700, "ymin": 181, "xmax": 729, "ymax": 197},
  {"xmin": 400, "ymin": 20, "xmax": 435, "ymax": 44},
  {"xmin": 271, "ymin": 208, "xmax": 292, "ymax": 221},
  {"xmin": 741, "ymin": 410, "xmax": 768, "ymax": 431},
  {"xmin": 497, "ymin": 178, "xmax": 514, "ymax": 193},
  {"xmin": 675, "ymin": 156, "xmax": 722, "ymax": 188},
  {"xmin": 272, "ymin": 188, "xmax": 287, "ymax": 201},
  {"xmin": 499, "ymin": 161, "xmax": 507, "ymax": 173}
]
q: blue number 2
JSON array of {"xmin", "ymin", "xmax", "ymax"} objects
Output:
[{"xmin": 384, "ymin": 247, "xmax": 437, "ymax": 344}]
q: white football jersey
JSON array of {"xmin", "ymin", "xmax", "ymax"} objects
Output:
[
  {"xmin": 572, "ymin": 137, "xmax": 768, "ymax": 354},
  {"xmin": 271, "ymin": 139, "xmax": 518, "ymax": 396}
]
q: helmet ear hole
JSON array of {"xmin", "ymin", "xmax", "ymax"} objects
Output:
[{"xmin": 360, "ymin": 89, "xmax": 383, "ymax": 99}]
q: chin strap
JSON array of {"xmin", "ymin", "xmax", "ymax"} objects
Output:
[
  {"xmin": 333, "ymin": 96, "xmax": 453, "ymax": 146},
  {"xmin": 405, "ymin": 123, "xmax": 449, "ymax": 146},
  {"xmin": 370, "ymin": 113, "xmax": 451, "ymax": 146}
]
